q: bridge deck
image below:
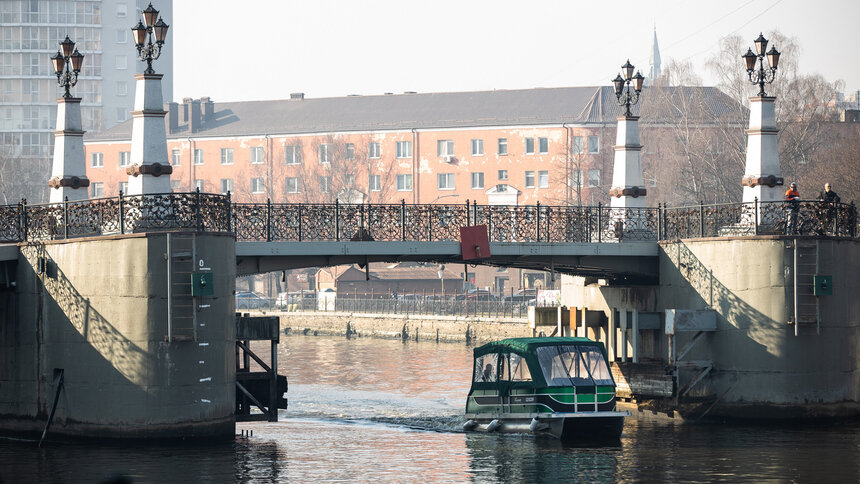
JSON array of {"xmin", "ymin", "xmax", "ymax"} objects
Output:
[
  {"xmin": 236, "ymin": 241, "xmax": 660, "ymax": 284},
  {"xmin": 0, "ymin": 244, "xmax": 17, "ymax": 262}
]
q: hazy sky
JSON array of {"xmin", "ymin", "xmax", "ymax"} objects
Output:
[{"xmin": 169, "ymin": 0, "xmax": 859, "ymax": 103}]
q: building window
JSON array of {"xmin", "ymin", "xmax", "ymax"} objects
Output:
[
  {"xmin": 572, "ymin": 136, "xmax": 584, "ymax": 154},
  {"xmin": 116, "ymin": 3, "xmax": 127, "ymax": 17},
  {"xmin": 538, "ymin": 137, "xmax": 548, "ymax": 154},
  {"xmin": 369, "ymin": 174, "xmax": 381, "ymax": 192},
  {"xmin": 345, "ymin": 143, "xmax": 354, "ymax": 160},
  {"xmin": 525, "ymin": 171, "xmax": 535, "ymax": 188},
  {"xmin": 220, "ymin": 148, "xmax": 233, "ymax": 165},
  {"xmin": 368, "ymin": 142, "xmax": 380, "ymax": 159},
  {"xmin": 588, "ymin": 136, "xmax": 599, "ymax": 154},
  {"xmin": 437, "ymin": 140, "xmax": 454, "ymax": 157},
  {"xmin": 286, "ymin": 177, "xmax": 300, "ymax": 193},
  {"xmin": 471, "ymin": 139, "xmax": 484, "ymax": 156},
  {"xmin": 438, "ymin": 173, "xmax": 455, "ymax": 190},
  {"xmin": 538, "ymin": 170, "xmax": 549, "ymax": 188},
  {"xmin": 116, "ymin": 29, "xmax": 127, "ymax": 44},
  {"xmin": 588, "ymin": 169, "xmax": 600, "ymax": 187},
  {"xmin": 251, "ymin": 177, "xmax": 265, "ymax": 194},
  {"xmin": 116, "ymin": 81, "xmax": 128, "ymax": 96},
  {"xmin": 90, "ymin": 152, "xmax": 103, "ymax": 167},
  {"xmin": 119, "ymin": 182, "xmax": 128, "ymax": 194},
  {"xmin": 193, "ymin": 149, "xmax": 204, "ymax": 165},
  {"xmin": 92, "ymin": 182, "xmax": 104, "ymax": 198},
  {"xmin": 250, "ymin": 146, "xmax": 264, "ymax": 165},
  {"xmin": 194, "ymin": 179, "xmax": 204, "ymax": 191},
  {"xmin": 115, "ymin": 55, "xmax": 127, "ymax": 70},
  {"xmin": 396, "ymin": 174, "xmax": 412, "ymax": 191},
  {"xmin": 318, "ymin": 144, "xmax": 330, "ymax": 164},
  {"xmin": 116, "ymin": 108, "xmax": 128, "ymax": 122},
  {"xmin": 525, "ymin": 138, "xmax": 535, "ymax": 155},
  {"xmin": 285, "ymin": 145, "xmax": 301, "ymax": 164},
  {"xmin": 345, "ymin": 174, "xmax": 355, "ymax": 186},
  {"xmin": 119, "ymin": 151, "xmax": 131, "ymax": 167},
  {"xmin": 396, "ymin": 141, "xmax": 412, "ymax": 158},
  {"xmin": 498, "ymin": 169, "xmax": 508, "ymax": 180},
  {"xmin": 471, "ymin": 172, "xmax": 484, "ymax": 189},
  {"xmin": 220, "ymin": 179, "xmax": 233, "ymax": 194},
  {"xmin": 571, "ymin": 170, "xmax": 583, "ymax": 188},
  {"xmin": 171, "ymin": 149, "xmax": 180, "ymax": 166},
  {"xmin": 320, "ymin": 176, "xmax": 332, "ymax": 193},
  {"xmin": 498, "ymin": 138, "xmax": 508, "ymax": 155},
  {"xmin": 170, "ymin": 180, "xmax": 181, "ymax": 191}
]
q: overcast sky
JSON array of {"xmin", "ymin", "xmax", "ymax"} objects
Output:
[{"xmin": 169, "ymin": 0, "xmax": 859, "ymax": 103}]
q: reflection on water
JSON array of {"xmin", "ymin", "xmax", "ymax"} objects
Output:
[{"xmin": 1, "ymin": 335, "xmax": 858, "ymax": 483}]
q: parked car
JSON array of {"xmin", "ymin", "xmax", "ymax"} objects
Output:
[
  {"xmin": 236, "ymin": 291, "xmax": 270, "ymax": 310},
  {"xmin": 275, "ymin": 290, "xmax": 315, "ymax": 309}
]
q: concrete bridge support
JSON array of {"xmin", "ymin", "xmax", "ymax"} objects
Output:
[
  {"xmin": 0, "ymin": 232, "xmax": 236, "ymax": 439},
  {"xmin": 561, "ymin": 236, "xmax": 860, "ymax": 419}
]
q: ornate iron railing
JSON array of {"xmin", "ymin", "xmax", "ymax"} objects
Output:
[
  {"xmin": 0, "ymin": 193, "xmax": 856, "ymax": 244},
  {"xmin": 661, "ymin": 200, "xmax": 857, "ymax": 239}
]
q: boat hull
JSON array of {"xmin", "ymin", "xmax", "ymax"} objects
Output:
[{"xmin": 464, "ymin": 411, "xmax": 628, "ymax": 441}]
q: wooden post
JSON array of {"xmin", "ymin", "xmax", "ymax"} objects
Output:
[
  {"xmin": 632, "ymin": 308, "xmax": 639, "ymax": 363},
  {"xmin": 620, "ymin": 310, "xmax": 628, "ymax": 363},
  {"xmin": 608, "ymin": 308, "xmax": 617, "ymax": 361}
]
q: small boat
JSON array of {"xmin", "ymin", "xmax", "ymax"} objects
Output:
[{"xmin": 463, "ymin": 337, "xmax": 628, "ymax": 442}]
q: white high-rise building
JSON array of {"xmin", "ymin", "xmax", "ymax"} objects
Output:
[{"xmin": 0, "ymin": 0, "xmax": 173, "ymax": 202}]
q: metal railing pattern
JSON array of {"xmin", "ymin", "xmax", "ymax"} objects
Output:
[{"xmin": 1, "ymin": 192, "xmax": 856, "ymax": 243}]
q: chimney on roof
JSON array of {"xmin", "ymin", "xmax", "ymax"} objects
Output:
[
  {"xmin": 290, "ymin": 92, "xmax": 304, "ymax": 100},
  {"xmin": 181, "ymin": 97, "xmax": 193, "ymax": 122},
  {"xmin": 201, "ymin": 96, "xmax": 214, "ymax": 121},
  {"xmin": 165, "ymin": 101, "xmax": 178, "ymax": 133},
  {"xmin": 189, "ymin": 99, "xmax": 201, "ymax": 133}
]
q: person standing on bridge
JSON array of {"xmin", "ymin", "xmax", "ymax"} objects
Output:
[
  {"xmin": 817, "ymin": 183, "xmax": 841, "ymax": 234},
  {"xmin": 784, "ymin": 182, "xmax": 800, "ymax": 234}
]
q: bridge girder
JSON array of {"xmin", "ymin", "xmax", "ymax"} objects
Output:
[{"xmin": 235, "ymin": 241, "xmax": 659, "ymax": 285}]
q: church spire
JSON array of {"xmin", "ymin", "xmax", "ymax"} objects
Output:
[{"xmin": 648, "ymin": 26, "xmax": 661, "ymax": 84}]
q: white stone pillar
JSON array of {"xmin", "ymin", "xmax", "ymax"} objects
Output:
[
  {"xmin": 609, "ymin": 116, "xmax": 647, "ymax": 234},
  {"xmin": 620, "ymin": 309, "xmax": 628, "ymax": 363},
  {"xmin": 609, "ymin": 116, "xmax": 646, "ymax": 208},
  {"xmin": 48, "ymin": 97, "xmax": 89, "ymax": 203},
  {"xmin": 127, "ymin": 73, "xmax": 172, "ymax": 195},
  {"xmin": 742, "ymin": 96, "xmax": 782, "ymax": 205}
]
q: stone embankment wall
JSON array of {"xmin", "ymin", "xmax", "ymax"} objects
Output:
[{"xmin": 276, "ymin": 312, "xmax": 532, "ymax": 345}]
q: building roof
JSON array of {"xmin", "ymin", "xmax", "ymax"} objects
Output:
[{"xmin": 86, "ymin": 85, "xmax": 742, "ymax": 142}]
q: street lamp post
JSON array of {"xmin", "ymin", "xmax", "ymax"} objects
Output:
[
  {"xmin": 51, "ymin": 36, "xmax": 84, "ymax": 98},
  {"xmin": 612, "ymin": 60, "xmax": 645, "ymax": 117},
  {"xmin": 742, "ymin": 33, "xmax": 780, "ymax": 96},
  {"xmin": 131, "ymin": 3, "xmax": 169, "ymax": 75}
]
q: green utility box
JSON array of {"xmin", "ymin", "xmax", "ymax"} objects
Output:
[
  {"xmin": 191, "ymin": 272, "xmax": 214, "ymax": 296},
  {"xmin": 813, "ymin": 275, "xmax": 833, "ymax": 296}
]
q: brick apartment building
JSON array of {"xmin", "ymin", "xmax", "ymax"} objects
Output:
[{"xmin": 82, "ymin": 86, "xmax": 740, "ymax": 207}]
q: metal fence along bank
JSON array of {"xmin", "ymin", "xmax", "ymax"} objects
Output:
[{"xmin": 1, "ymin": 191, "xmax": 856, "ymax": 243}]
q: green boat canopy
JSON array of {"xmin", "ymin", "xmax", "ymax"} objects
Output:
[
  {"xmin": 473, "ymin": 337, "xmax": 605, "ymax": 358},
  {"xmin": 471, "ymin": 337, "xmax": 613, "ymax": 389}
]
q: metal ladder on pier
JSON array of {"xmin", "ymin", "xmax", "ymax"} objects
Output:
[
  {"xmin": 793, "ymin": 240, "xmax": 819, "ymax": 335},
  {"xmin": 167, "ymin": 233, "xmax": 197, "ymax": 342}
]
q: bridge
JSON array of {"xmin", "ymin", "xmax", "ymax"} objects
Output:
[{"xmin": 1, "ymin": 192, "xmax": 857, "ymax": 285}]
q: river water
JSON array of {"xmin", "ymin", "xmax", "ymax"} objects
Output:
[{"xmin": 1, "ymin": 335, "xmax": 858, "ymax": 483}]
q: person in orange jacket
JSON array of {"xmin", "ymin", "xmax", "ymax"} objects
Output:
[{"xmin": 784, "ymin": 182, "xmax": 800, "ymax": 234}]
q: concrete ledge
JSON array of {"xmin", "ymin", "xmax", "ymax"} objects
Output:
[{"xmin": 277, "ymin": 311, "xmax": 532, "ymax": 344}]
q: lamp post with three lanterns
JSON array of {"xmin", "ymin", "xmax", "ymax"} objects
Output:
[
  {"xmin": 742, "ymin": 33, "xmax": 780, "ymax": 97},
  {"xmin": 131, "ymin": 3, "xmax": 169, "ymax": 75},
  {"xmin": 612, "ymin": 60, "xmax": 645, "ymax": 117},
  {"xmin": 50, "ymin": 36, "xmax": 84, "ymax": 98}
]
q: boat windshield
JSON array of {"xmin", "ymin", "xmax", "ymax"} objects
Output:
[{"xmin": 536, "ymin": 345, "xmax": 613, "ymax": 387}]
